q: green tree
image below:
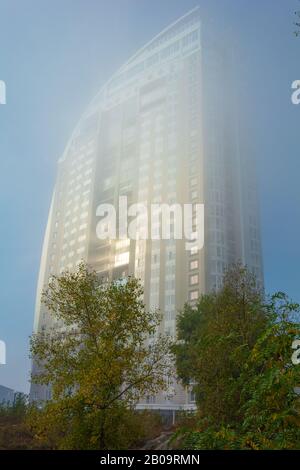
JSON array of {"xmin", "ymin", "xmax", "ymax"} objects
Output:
[
  {"xmin": 29, "ymin": 262, "xmax": 172, "ymax": 449},
  {"xmin": 174, "ymin": 264, "xmax": 267, "ymax": 426},
  {"xmin": 238, "ymin": 293, "xmax": 300, "ymax": 449},
  {"xmin": 0, "ymin": 394, "xmax": 39, "ymax": 450},
  {"xmin": 173, "ymin": 266, "xmax": 300, "ymax": 449}
]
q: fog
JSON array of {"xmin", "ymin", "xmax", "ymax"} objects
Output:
[{"xmin": 0, "ymin": 0, "xmax": 299, "ymax": 393}]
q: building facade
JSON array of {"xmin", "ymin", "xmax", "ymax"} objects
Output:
[
  {"xmin": 30, "ymin": 8, "xmax": 263, "ymax": 408},
  {"xmin": 0, "ymin": 385, "xmax": 15, "ymax": 405}
]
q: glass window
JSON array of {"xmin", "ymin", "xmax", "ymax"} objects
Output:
[
  {"xmin": 189, "ymin": 290, "xmax": 199, "ymax": 301},
  {"xmin": 190, "ymin": 260, "xmax": 198, "ymax": 270},
  {"xmin": 190, "ymin": 274, "xmax": 199, "ymax": 285},
  {"xmin": 115, "ymin": 251, "xmax": 129, "ymax": 267}
]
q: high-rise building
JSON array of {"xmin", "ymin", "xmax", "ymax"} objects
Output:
[{"xmin": 30, "ymin": 8, "xmax": 263, "ymax": 408}]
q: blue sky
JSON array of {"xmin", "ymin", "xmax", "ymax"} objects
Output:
[{"xmin": 0, "ymin": 0, "xmax": 299, "ymax": 393}]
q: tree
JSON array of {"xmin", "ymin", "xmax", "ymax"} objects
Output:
[
  {"xmin": 0, "ymin": 394, "xmax": 39, "ymax": 450},
  {"xmin": 173, "ymin": 265, "xmax": 300, "ymax": 449},
  {"xmin": 29, "ymin": 262, "xmax": 172, "ymax": 449},
  {"xmin": 174, "ymin": 264, "xmax": 267, "ymax": 425},
  {"xmin": 238, "ymin": 293, "xmax": 300, "ymax": 449}
]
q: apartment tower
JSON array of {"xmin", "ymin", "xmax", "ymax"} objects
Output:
[{"xmin": 30, "ymin": 8, "xmax": 264, "ymax": 408}]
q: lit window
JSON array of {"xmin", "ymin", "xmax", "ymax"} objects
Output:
[
  {"xmin": 190, "ymin": 246, "xmax": 198, "ymax": 255},
  {"xmin": 114, "ymin": 251, "xmax": 129, "ymax": 267},
  {"xmin": 190, "ymin": 260, "xmax": 198, "ymax": 270},
  {"xmin": 115, "ymin": 239, "xmax": 130, "ymax": 250},
  {"xmin": 190, "ymin": 274, "xmax": 199, "ymax": 285},
  {"xmin": 190, "ymin": 290, "xmax": 199, "ymax": 301}
]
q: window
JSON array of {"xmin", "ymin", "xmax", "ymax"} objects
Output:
[
  {"xmin": 189, "ymin": 390, "xmax": 196, "ymax": 403},
  {"xmin": 114, "ymin": 251, "xmax": 129, "ymax": 267},
  {"xmin": 103, "ymin": 176, "xmax": 113, "ymax": 190},
  {"xmin": 190, "ymin": 246, "xmax": 198, "ymax": 255},
  {"xmin": 146, "ymin": 395, "xmax": 156, "ymax": 404},
  {"xmin": 116, "ymin": 239, "xmax": 130, "ymax": 250},
  {"xmin": 190, "ymin": 260, "xmax": 198, "ymax": 270},
  {"xmin": 190, "ymin": 274, "xmax": 198, "ymax": 285},
  {"xmin": 190, "ymin": 290, "xmax": 199, "ymax": 301}
]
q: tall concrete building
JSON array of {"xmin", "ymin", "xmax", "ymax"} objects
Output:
[{"xmin": 31, "ymin": 8, "xmax": 263, "ymax": 407}]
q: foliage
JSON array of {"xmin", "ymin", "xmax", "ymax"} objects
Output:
[
  {"xmin": 0, "ymin": 393, "xmax": 27, "ymax": 422},
  {"xmin": 174, "ymin": 265, "xmax": 300, "ymax": 449},
  {"xmin": 174, "ymin": 264, "xmax": 267, "ymax": 425},
  {"xmin": 0, "ymin": 395, "xmax": 42, "ymax": 450},
  {"xmin": 29, "ymin": 262, "xmax": 172, "ymax": 449},
  {"xmin": 238, "ymin": 293, "xmax": 300, "ymax": 449},
  {"xmin": 0, "ymin": 398, "xmax": 162, "ymax": 450}
]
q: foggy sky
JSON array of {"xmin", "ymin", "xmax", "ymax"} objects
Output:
[{"xmin": 0, "ymin": 0, "xmax": 299, "ymax": 392}]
